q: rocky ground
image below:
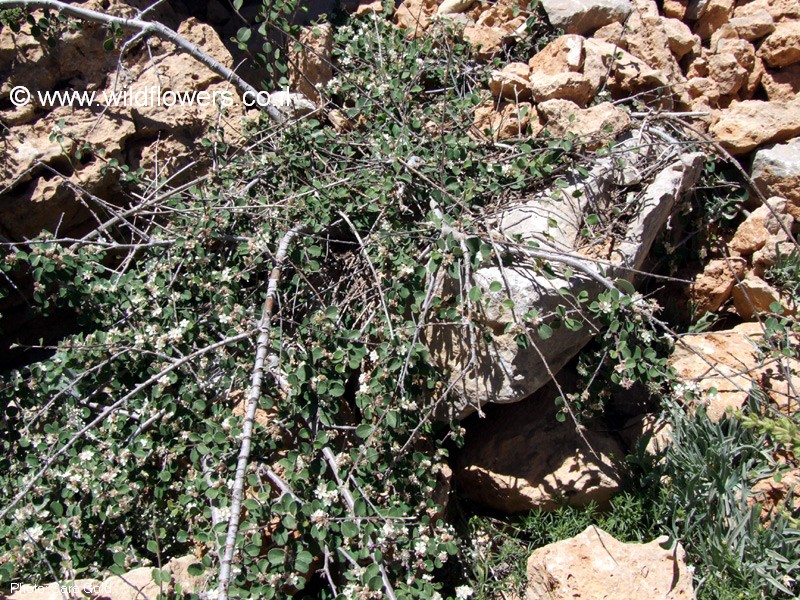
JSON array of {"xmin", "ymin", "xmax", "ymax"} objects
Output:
[{"xmin": 1, "ymin": 0, "xmax": 799, "ymax": 597}]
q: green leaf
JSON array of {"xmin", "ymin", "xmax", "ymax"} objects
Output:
[
  {"xmin": 356, "ymin": 424, "xmax": 374, "ymax": 439},
  {"xmin": 538, "ymin": 323, "xmax": 553, "ymax": 340},
  {"xmin": 236, "ymin": 27, "xmax": 252, "ymax": 43},
  {"xmin": 615, "ymin": 278, "xmax": 635, "ymax": 295}
]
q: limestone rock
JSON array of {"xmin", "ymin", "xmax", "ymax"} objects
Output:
[
  {"xmin": 662, "ymin": 17, "xmax": 699, "ymax": 59},
  {"xmin": 709, "ymin": 98, "xmax": 800, "ymax": 154},
  {"xmin": 473, "ymin": 99, "xmax": 538, "ymax": 140},
  {"xmin": 752, "ymin": 140, "xmax": 800, "ymax": 217},
  {"xmin": 437, "ymin": 0, "xmax": 475, "ymax": 14},
  {"xmin": 529, "ymin": 71, "xmax": 595, "ymax": 106},
  {"xmin": 455, "ymin": 382, "xmax": 624, "ymax": 512},
  {"xmin": 758, "ymin": 22, "xmax": 800, "ymax": 68},
  {"xmin": 528, "ymin": 34, "xmax": 585, "ymax": 74},
  {"xmin": 591, "ymin": 21, "xmax": 627, "ymax": 46},
  {"xmin": 0, "ymin": 14, "xmax": 251, "ymax": 240},
  {"xmin": 429, "ymin": 145, "xmax": 703, "ymax": 413},
  {"xmin": 583, "ymin": 38, "xmax": 671, "ymax": 101},
  {"xmin": 6, "ymin": 555, "xmax": 208, "ymax": 599},
  {"xmin": 623, "ymin": 10, "xmax": 685, "ymax": 85},
  {"xmin": 537, "ymin": 99, "xmax": 631, "ymax": 148},
  {"xmin": 690, "ymin": 257, "xmax": 747, "ymax": 314},
  {"xmin": 695, "ymin": 0, "xmax": 735, "ymax": 41},
  {"xmin": 732, "ymin": 274, "xmax": 786, "ymax": 319},
  {"xmin": 670, "ymin": 322, "xmax": 800, "ymax": 421},
  {"xmin": 750, "ymin": 469, "xmax": 800, "ymax": 523},
  {"xmin": 463, "ymin": 25, "xmax": 508, "ymax": 59},
  {"xmin": 707, "ymin": 52, "xmax": 748, "ymax": 96},
  {"xmin": 289, "ymin": 23, "xmax": 333, "ymax": 103},
  {"xmin": 728, "ymin": 8, "xmax": 775, "ymax": 40},
  {"xmin": 539, "ymin": 0, "xmax": 633, "ymax": 35},
  {"xmin": 732, "ymin": 0, "xmax": 800, "ymax": 22},
  {"xmin": 730, "ymin": 206, "xmax": 772, "ymax": 256},
  {"xmin": 489, "ymin": 62, "xmax": 532, "ymax": 100},
  {"xmin": 474, "ymin": 0, "xmax": 528, "ymax": 34},
  {"xmin": 395, "ymin": 0, "xmax": 439, "ymax": 31},
  {"xmin": 663, "ymin": 0, "xmax": 689, "ymax": 19},
  {"xmin": 526, "ymin": 527, "xmax": 694, "ymax": 599},
  {"xmin": 762, "ymin": 65, "xmax": 800, "ymax": 102}
]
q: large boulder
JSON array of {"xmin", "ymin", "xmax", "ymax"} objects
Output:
[
  {"xmin": 428, "ymin": 137, "xmax": 703, "ymax": 415},
  {"xmin": 539, "ymin": 0, "xmax": 633, "ymax": 35},
  {"xmin": 455, "ymin": 378, "xmax": 624, "ymax": 512},
  {"xmin": 526, "ymin": 527, "xmax": 694, "ymax": 599}
]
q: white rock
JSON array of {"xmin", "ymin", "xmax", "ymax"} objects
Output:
[{"xmin": 539, "ymin": 0, "xmax": 633, "ymax": 35}]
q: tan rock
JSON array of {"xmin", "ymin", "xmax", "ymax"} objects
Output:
[
  {"xmin": 6, "ymin": 555, "xmax": 208, "ymax": 599},
  {"xmin": 730, "ymin": 206, "xmax": 772, "ymax": 256},
  {"xmin": 455, "ymin": 384, "xmax": 624, "ymax": 513},
  {"xmin": 663, "ymin": 0, "xmax": 689, "ymax": 19},
  {"xmin": 759, "ymin": 22, "xmax": 800, "ymax": 68},
  {"xmin": 708, "ymin": 52, "xmax": 748, "ymax": 96},
  {"xmin": 732, "ymin": 274, "xmax": 787, "ymax": 319},
  {"xmin": 690, "ymin": 257, "xmax": 747, "ymax": 314},
  {"xmin": 695, "ymin": 0, "xmax": 735, "ymax": 41},
  {"xmin": 592, "ymin": 21, "xmax": 627, "ymax": 46},
  {"xmin": 750, "ymin": 469, "xmax": 800, "ymax": 523},
  {"xmin": 752, "ymin": 141, "xmax": 800, "ymax": 217},
  {"xmin": 762, "ymin": 65, "xmax": 800, "ymax": 101},
  {"xmin": 529, "ymin": 71, "xmax": 595, "ymax": 106},
  {"xmin": 526, "ymin": 527, "xmax": 694, "ymax": 599},
  {"xmin": 742, "ymin": 55, "xmax": 766, "ymax": 99},
  {"xmin": 709, "ymin": 98, "xmax": 800, "ymax": 155},
  {"xmin": 537, "ymin": 99, "xmax": 631, "ymax": 148},
  {"xmin": 0, "ymin": 15, "xmax": 250, "ymax": 239},
  {"xmin": 289, "ymin": 23, "xmax": 333, "ymax": 103},
  {"xmin": 623, "ymin": 13, "xmax": 685, "ymax": 85},
  {"xmin": 733, "ymin": 0, "xmax": 800, "ymax": 22},
  {"xmin": 670, "ymin": 322, "xmax": 762, "ymax": 421},
  {"xmin": 489, "ymin": 62, "xmax": 532, "ymax": 100},
  {"xmin": 474, "ymin": 0, "xmax": 528, "ymax": 34},
  {"xmin": 583, "ymin": 38, "xmax": 671, "ymax": 100},
  {"xmin": 473, "ymin": 99, "xmax": 538, "ymax": 140},
  {"xmin": 395, "ymin": 0, "xmax": 439, "ymax": 31},
  {"xmin": 687, "ymin": 76, "xmax": 722, "ymax": 108},
  {"xmin": 709, "ymin": 22, "xmax": 739, "ymax": 51},
  {"xmin": 728, "ymin": 8, "xmax": 775, "ymax": 40},
  {"xmin": 662, "ymin": 17, "xmax": 698, "ymax": 59},
  {"xmin": 528, "ymin": 34, "xmax": 586, "ymax": 75},
  {"xmin": 539, "ymin": 0, "xmax": 634, "ymax": 36},
  {"xmin": 753, "ymin": 239, "xmax": 797, "ymax": 275},
  {"xmin": 463, "ymin": 25, "xmax": 508, "ymax": 59},
  {"xmin": 686, "ymin": 50, "xmax": 710, "ymax": 78}
]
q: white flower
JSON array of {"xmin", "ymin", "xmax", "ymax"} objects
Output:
[
  {"xmin": 455, "ymin": 585, "xmax": 474, "ymax": 599},
  {"xmin": 79, "ymin": 450, "xmax": 94, "ymax": 461},
  {"xmin": 24, "ymin": 524, "xmax": 44, "ymax": 541}
]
